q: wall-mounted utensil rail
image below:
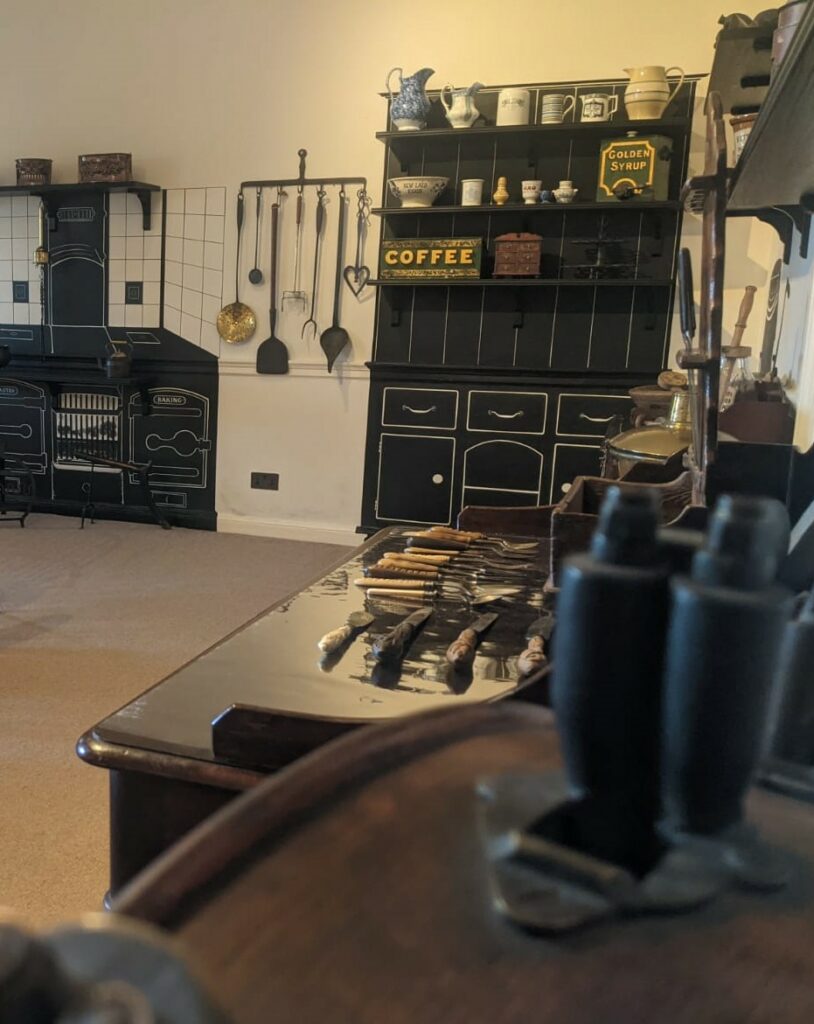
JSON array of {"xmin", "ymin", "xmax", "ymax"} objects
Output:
[{"xmin": 241, "ymin": 149, "xmax": 366, "ymax": 195}]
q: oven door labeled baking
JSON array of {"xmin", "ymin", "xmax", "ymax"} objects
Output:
[{"xmin": 128, "ymin": 388, "xmax": 211, "ymax": 489}]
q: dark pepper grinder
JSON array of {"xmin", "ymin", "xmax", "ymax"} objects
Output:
[
  {"xmin": 660, "ymin": 495, "xmax": 793, "ymax": 838},
  {"xmin": 550, "ymin": 486, "xmax": 671, "ymax": 873}
]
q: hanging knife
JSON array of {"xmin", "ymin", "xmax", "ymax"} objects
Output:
[
  {"xmin": 372, "ymin": 606, "xmax": 433, "ymax": 663},
  {"xmin": 446, "ymin": 612, "xmax": 499, "ymax": 670},
  {"xmin": 517, "ymin": 612, "xmax": 556, "ymax": 676},
  {"xmin": 317, "ymin": 611, "xmax": 375, "ymax": 654}
]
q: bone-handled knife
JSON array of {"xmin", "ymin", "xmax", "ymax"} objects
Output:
[
  {"xmin": 371, "ymin": 606, "xmax": 433, "ymax": 662},
  {"xmin": 517, "ymin": 612, "xmax": 555, "ymax": 676},
  {"xmin": 317, "ymin": 611, "xmax": 375, "ymax": 654},
  {"xmin": 446, "ymin": 612, "xmax": 499, "ymax": 670},
  {"xmin": 405, "ymin": 533, "xmax": 469, "ymax": 552}
]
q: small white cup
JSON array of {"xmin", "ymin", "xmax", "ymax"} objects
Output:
[
  {"xmin": 461, "ymin": 178, "xmax": 485, "ymax": 206},
  {"xmin": 521, "ymin": 180, "xmax": 542, "ymax": 205}
]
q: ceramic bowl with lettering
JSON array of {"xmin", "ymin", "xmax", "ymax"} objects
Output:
[{"xmin": 388, "ymin": 176, "xmax": 449, "ymax": 208}]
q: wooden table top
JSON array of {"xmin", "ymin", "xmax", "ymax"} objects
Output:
[
  {"xmin": 77, "ymin": 527, "xmax": 551, "ymax": 785},
  {"xmin": 113, "ymin": 704, "xmax": 814, "ymax": 1024}
]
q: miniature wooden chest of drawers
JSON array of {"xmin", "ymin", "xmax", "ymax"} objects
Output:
[{"xmin": 492, "ymin": 232, "xmax": 543, "ymax": 277}]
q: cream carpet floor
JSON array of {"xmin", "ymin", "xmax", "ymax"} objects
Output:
[{"xmin": 0, "ymin": 514, "xmax": 346, "ymax": 929}]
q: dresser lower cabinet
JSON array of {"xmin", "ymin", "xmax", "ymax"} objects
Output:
[{"xmin": 360, "ymin": 375, "xmax": 636, "ymax": 532}]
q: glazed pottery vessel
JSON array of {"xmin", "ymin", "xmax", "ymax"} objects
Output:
[
  {"xmin": 541, "ymin": 93, "xmax": 576, "ymax": 124},
  {"xmin": 522, "ymin": 180, "xmax": 542, "ymax": 204},
  {"xmin": 441, "ymin": 82, "xmax": 484, "ymax": 129},
  {"xmin": 493, "ymin": 176, "xmax": 510, "ymax": 205},
  {"xmin": 461, "ymin": 179, "xmax": 485, "ymax": 206},
  {"xmin": 496, "ymin": 88, "xmax": 531, "ymax": 126},
  {"xmin": 580, "ymin": 93, "xmax": 619, "ymax": 123},
  {"xmin": 553, "ymin": 180, "xmax": 578, "ymax": 204},
  {"xmin": 388, "ymin": 176, "xmax": 448, "ymax": 208},
  {"xmin": 623, "ymin": 66, "xmax": 685, "ymax": 120},
  {"xmin": 387, "ymin": 67, "xmax": 435, "ymax": 131}
]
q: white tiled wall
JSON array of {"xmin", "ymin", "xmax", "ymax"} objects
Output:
[
  {"xmin": 163, "ymin": 187, "xmax": 225, "ymax": 356},
  {"xmin": 0, "ymin": 196, "xmax": 44, "ymax": 325},
  {"xmin": 107, "ymin": 191, "xmax": 163, "ymax": 328}
]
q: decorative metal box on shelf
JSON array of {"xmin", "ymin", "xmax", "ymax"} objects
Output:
[
  {"xmin": 492, "ymin": 233, "xmax": 543, "ymax": 277},
  {"xmin": 597, "ymin": 133, "xmax": 673, "ymax": 201},
  {"xmin": 379, "ymin": 237, "xmax": 483, "ymax": 280}
]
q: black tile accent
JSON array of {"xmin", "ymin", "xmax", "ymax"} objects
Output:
[
  {"xmin": 12, "ymin": 281, "xmax": 28, "ymax": 303},
  {"xmin": 125, "ymin": 281, "xmax": 143, "ymax": 305}
]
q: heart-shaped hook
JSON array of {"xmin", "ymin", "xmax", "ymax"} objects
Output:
[{"xmin": 343, "ymin": 264, "xmax": 371, "ymax": 298}]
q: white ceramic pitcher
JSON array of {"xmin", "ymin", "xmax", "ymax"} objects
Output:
[
  {"xmin": 623, "ymin": 65, "xmax": 685, "ymax": 120},
  {"xmin": 441, "ymin": 82, "xmax": 484, "ymax": 129}
]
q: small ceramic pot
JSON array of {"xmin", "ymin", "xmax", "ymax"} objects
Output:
[
  {"xmin": 388, "ymin": 176, "xmax": 448, "ymax": 208},
  {"xmin": 731, "ymin": 113, "xmax": 758, "ymax": 161},
  {"xmin": 461, "ymin": 179, "xmax": 485, "ymax": 206},
  {"xmin": 521, "ymin": 180, "xmax": 542, "ymax": 204},
  {"xmin": 553, "ymin": 180, "xmax": 578, "ymax": 204},
  {"xmin": 539, "ymin": 190, "xmax": 556, "ymax": 204},
  {"xmin": 496, "ymin": 88, "xmax": 530, "ymax": 126}
]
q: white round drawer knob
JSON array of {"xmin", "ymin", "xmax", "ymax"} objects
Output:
[
  {"xmin": 561, "ymin": 482, "xmax": 572, "ymax": 493},
  {"xmin": 432, "ymin": 474, "xmax": 444, "ymax": 485}
]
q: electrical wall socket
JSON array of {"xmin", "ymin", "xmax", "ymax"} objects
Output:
[{"xmin": 251, "ymin": 472, "xmax": 279, "ymax": 491}]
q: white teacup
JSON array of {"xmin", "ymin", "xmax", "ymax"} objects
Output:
[
  {"xmin": 541, "ymin": 93, "xmax": 576, "ymax": 124},
  {"xmin": 579, "ymin": 93, "xmax": 619, "ymax": 122},
  {"xmin": 521, "ymin": 180, "xmax": 542, "ymax": 204},
  {"xmin": 461, "ymin": 179, "xmax": 485, "ymax": 206}
]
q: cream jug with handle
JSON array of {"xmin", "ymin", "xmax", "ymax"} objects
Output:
[
  {"xmin": 623, "ymin": 65, "xmax": 685, "ymax": 120},
  {"xmin": 441, "ymin": 82, "xmax": 484, "ymax": 129}
]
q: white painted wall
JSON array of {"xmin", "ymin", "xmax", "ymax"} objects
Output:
[{"xmin": 0, "ymin": 0, "xmax": 791, "ymax": 542}]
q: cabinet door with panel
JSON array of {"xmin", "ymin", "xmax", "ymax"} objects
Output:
[
  {"xmin": 549, "ymin": 442, "xmax": 605, "ymax": 503},
  {"xmin": 376, "ymin": 433, "xmax": 455, "ymax": 525}
]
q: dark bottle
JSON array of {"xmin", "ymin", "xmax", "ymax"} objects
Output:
[
  {"xmin": 660, "ymin": 495, "xmax": 793, "ymax": 837},
  {"xmin": 549, "ymin": 486, "xmax": 671, "ymax": 874}
]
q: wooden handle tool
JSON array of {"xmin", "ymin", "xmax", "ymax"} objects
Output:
[
  {"xmin": 383, "ymin": 550, "xmax": 452, "ymax": 565},
  {"xmin": 406, "ymin": 533, "xmax": 470, "ymax": 551},
  {"xmin": 365, "ymin": 566, "xmax": 438, "ymax": 581},
  {"xmin": 355, "ymin": 577, "xmax": 435, "ymax": 589},
  {"xmin": 377, "ymin": 557, "xmax": 439, "ymax": 575},
  {"xmin": 445, "ymin": 612, "xmax": 498, "ymax": 670},
  {"xmin": 731, "ymin": 285, "xmax": 757, "ymax": 348},
  {"xmin": 428, "ymin": 526, "xmax": 484, "ymax": 541}
]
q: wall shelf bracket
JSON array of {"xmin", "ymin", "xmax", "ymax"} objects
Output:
[{"xmin": 129, "ymin": 188, "xmax": 155, "ymax": 231}]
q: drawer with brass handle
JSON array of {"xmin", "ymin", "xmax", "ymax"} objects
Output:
[
  {"xmin": 382, "ymin": 387, "xmax": 458, "ymax": 430},
  {"xmin": 555, "ymin": 393, "xmax": 632, "ymax": 438},
  {"xmin": 466, "ymin": 390, "xmax": 548, "ymax": 435}
]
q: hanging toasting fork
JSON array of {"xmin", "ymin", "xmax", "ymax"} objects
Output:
[
  {"xmin": 283, "ymin": 182, "xmax": 307, "ymax": 311},
  {"xmin": 302, "ymin": 186, "xmax": 327, "ymax": 339}
]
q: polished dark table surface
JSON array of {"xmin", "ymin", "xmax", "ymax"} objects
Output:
[{"xmin": 79, "ymin": 526, "xmax": 551, "ymax": 775}]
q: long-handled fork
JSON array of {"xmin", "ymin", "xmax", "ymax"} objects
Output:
[
  {"xmin": 423, "ymin": 526, "xmax": 540, "ymax": 554},
  {"xmin": 406, "ymin": 529, "xmax": 539, "ymax": 557},
  {"xmin": 301, "ymin": 187, "xmax": 327, "ymax": 340},
  {"xmin": 355, "ymin": 575, "xmax": 521, "ymax": 606},
  {"xmin": 380, "ymin": 550, "xmax": 534, "ymax": 577}
]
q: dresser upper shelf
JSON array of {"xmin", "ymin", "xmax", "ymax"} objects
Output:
[
  {"xmin": 376, "ymin": 118, "xmax": 691, "ymax": 147},
  {"xmin": 373, "ymin": 201, "xmax": 681, "ymax": 217}
]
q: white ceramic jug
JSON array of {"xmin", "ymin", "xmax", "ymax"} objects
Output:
[
  {"xmin": 623, "ymin": 65, "xmax": 685, "ymax": 120},
  {"xmin": 441, "ymin": 82, "xmax": 484, "ymax": 129}
]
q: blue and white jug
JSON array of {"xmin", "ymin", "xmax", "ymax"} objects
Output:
[{"xmin": 386, "ymin": 67, "xmax": 435, "ymax": 131}]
